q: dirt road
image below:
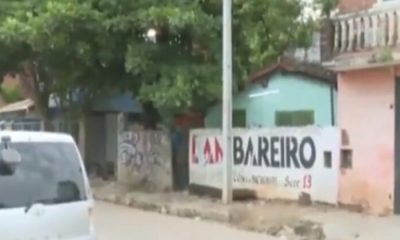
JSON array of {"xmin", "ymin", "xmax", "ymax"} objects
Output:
[{"xmin": 94, "ymin": 201, "xmax": 275, "ymax": 240}]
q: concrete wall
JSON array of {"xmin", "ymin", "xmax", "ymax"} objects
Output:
[
  {"xmin": 338, "ymin": 68, "xmax": 395, "ymax": 214},
  {"xmin": 189, "ymin": 127, "xmax": 341, "ymax": 204},
  {"xmin": 205, "ymin": 73, "xmax": 336, "ymax": 128},
  {"xmin": 118, "ymin": 130, "xmax": 172, "ymax": 191}
]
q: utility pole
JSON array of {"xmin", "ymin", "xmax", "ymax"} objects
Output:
[{"xmin": 222, "ymin": 0, "xmax": 233, "ymax": 204}]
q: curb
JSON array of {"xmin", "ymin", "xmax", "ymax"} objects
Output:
[
  {"xmin": 94, "ymin": 193, "xmax": 231, "ymax": 223},
  {"xmin": 94, "ymin": 192, "xmax": 327, "ymax": 240}
]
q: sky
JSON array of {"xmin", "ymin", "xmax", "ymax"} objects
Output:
[{"xmin": 301, "ymin": 0, "xmax": 322, "ymax": 20}]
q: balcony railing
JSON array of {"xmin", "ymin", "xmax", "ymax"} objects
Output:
[{"xmin": 332, "ymin": 7, "xmax": 400, "ymax": 54}]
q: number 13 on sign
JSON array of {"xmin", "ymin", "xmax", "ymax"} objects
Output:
[{"xmin": 303, "ymin": 175, "xmax": 312, "ymax": 189}]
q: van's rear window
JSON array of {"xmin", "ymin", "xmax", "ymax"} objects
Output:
[{"xmin": 0, "ymin": 142, "xmax": 87, "ymax": 209}]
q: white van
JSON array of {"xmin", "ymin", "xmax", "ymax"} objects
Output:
[{"xmin": 0, "ymin": 131, "xmax": 96, "ymax": 240}]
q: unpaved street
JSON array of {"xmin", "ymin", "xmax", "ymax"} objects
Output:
[{"xmin": 94, "ymin": 201, "xmax": 274, "ymax": 240}]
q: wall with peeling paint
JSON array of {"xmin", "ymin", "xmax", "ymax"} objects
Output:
[
  {"xmin": 189, "ymin": 127, "xmax": 341, "ymax": 204},
  {"xmin": 338, "ymin": 68, "xmax": 395, "ymax": 215}
]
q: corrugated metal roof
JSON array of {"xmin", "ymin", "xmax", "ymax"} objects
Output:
[
  {"xmin": 0, "ymin": 99, "xmax": 34, "ymax": 114},
  {"xmin": 249, "ymin": 57, "xmax": 336, "ymax": 84},
  {"xmin": 92, "ymin": 92, "xmax": 143, "ymax": 113}
]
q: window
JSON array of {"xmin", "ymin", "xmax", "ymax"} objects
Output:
[
  {"xmin": 341, "ymin": 149, "xmax": 353, "ymax": 169},
  {"xmin": 233, "ymin": 109, "xmax": 246, "ymax": 127},
  {"xmin": 275, "ymin": 110, "xmax": 314, "ymax": 127},
  {"xmin": 0, "ymin": 142, "xmax": 87, "ymax": 210},
  {"xmin": 324, "ymin": 151, "xmax": 332, "ymax": 168}
]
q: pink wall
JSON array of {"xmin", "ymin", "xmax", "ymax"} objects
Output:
[
  {"xmin": 338, "ymin": 0, "xmax": 376, "ymax": 13},
  {"xmin": 338, "ymin": 68, "xmax": 395, "ymax": 215}
]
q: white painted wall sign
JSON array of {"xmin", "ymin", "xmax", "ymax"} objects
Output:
[{"xmin": 189, "ymin": 127, "xmax": 340, "ymax": 204}]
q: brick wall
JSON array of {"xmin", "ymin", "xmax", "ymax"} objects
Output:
[
  {"xmin": 339, "ymin": 0, "xmax": 376, "ymax": 13},
  {"xmin": 1, "ymin": 75, "xmax": 32, "ymax": 100},
  {"xmin": 2, "ymin": 75, "xmax": 20, "ymax": 89}
]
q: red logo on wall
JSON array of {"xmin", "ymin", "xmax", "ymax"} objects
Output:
[{"xmin": 192, "ymin": 136, "xmax": 223, "ymax": 165}]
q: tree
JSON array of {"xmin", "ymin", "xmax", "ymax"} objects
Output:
[
  {"xmin": 123, "ymin": 0, "xmax": 316, "ymax": 116},
  {"xmin": 0, "ymin": 0, "xmax": 316, "ymax": 122},
  {"xmin": 0, "ymin": 0, "xmax": 134, "ymax": 121},
  {"xmin": 314, "ymin": 0, "xmax": 338, "ymax": 17}
]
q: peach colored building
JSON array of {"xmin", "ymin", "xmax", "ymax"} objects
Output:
[{"xmin": 324, "ymin": 0, "xmax": 400, "ymax": 215}]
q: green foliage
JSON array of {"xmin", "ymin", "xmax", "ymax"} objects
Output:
[
  {"xmin": 0, "ymin": 0, "xmax": 316, "ymax": 117},
  {"xmin": 0, "ymin": 86, "xmax": 22, "ymax": 103},
  {"xmin": 315, "ymin": 0, "xmax": 338, "ymax": 16}
]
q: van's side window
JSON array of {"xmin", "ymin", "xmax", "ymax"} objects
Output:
[{"xmin": 0, "ymin": 142, "xmax": 86, "ymax": 209}]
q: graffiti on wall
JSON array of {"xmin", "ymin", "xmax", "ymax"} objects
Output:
[
  {"xmin": 190, "ymin": 128, "xmax": 340, "ymax": 204},
  {"xmin": 118, "ymin": 130, "xmax": 172, "ymax": 190},
  {"xmin": 119, "ymin": 132, "xmax": 143, "ymax": 171}
]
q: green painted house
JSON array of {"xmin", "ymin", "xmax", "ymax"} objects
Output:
[{"xmin": 205, "ymin": 58, "xmax": 337, "ymax": 128}]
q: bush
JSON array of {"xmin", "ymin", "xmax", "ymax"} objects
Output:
[{"xmin": 0, "ymin": 86, "xmax": 22, "ymax": 103}]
